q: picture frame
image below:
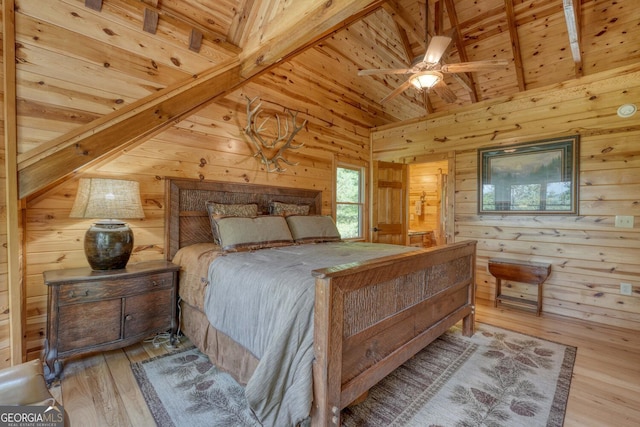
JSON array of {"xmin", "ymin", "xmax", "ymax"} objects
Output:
[{"xmin": 478, "ymin": 135, "xmax": 579, "ymax": 214}]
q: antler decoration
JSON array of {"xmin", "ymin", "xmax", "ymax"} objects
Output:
[{"xmin": 244, "ymin": 96, "xmax": 307, "ymax": 172}]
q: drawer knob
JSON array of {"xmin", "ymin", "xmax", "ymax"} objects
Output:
[{"xmin": 125, "ymin": 314, "xmax": 132, "ymax": 321}]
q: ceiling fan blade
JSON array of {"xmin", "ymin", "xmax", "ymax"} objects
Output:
[
  {"xmin": 380, "ymin": 78, "xmax": 415, "ymax": 103},
  {"xmin": 358, "ymin": 68, "xmax": 414, "ymax": 76},
  {"xmin": 440, "ymin": 60, "xmax": 509, "ymax": 73},
  {"xmin": 431, "ymin": 79, "xmax": 457, "ymax": 103},
  {"xmin": 422, "ymin": 35, "xmax": 452, "ymax": 64}
]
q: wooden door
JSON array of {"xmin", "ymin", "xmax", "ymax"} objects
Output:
[{"xmin": 372, "ymin": 161, "xmax": 407, "ymax": 245}]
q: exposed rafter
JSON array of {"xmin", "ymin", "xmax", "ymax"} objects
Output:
[
  {"xmin": 442, "ymin": 0, "xmax": 478, "ymax": 102},
  {"xmin": 395, "ymin": 23, "xmax": 414, "ymax": 63},
  {"xmin": 381, "ymin": 1, "xmax": 427, "ymax": 52},
  {"xmin": 228, "ymin": 0, "xmax": 256, "ymax": 47},
  {"xmin": 563, "ymin": 0, "xmax": 583, "ymax": 77},
  {"xmin": 504, "ymin": 0, "xmax": 526, "ymax": 91}
]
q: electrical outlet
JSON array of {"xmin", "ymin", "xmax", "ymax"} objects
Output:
[
  {"xmin": 620, "ymin": 283, "xmax": 633, "ymax": 296},
  {"xmin": 615, "ymin": 215, "xmax": 634, "ymax": 228}
]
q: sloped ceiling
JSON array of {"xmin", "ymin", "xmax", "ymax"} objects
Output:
[{"xmin": 11, "ymin": 0, "xmax": 640, "ymax": 197}]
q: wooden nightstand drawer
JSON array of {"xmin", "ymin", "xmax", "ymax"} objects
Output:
[{"xmin": 57, "ymin": 271, "xmax": 174, "ymax": 304}]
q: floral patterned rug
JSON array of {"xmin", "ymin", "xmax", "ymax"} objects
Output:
[{"xmin": 131, "ymin": 323, "xmax": 575, "ymax": 427}]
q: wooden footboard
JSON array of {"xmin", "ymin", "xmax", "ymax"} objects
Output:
[{"xmin": 311, "ymin": 240, "xmax": 476, "ymax": 426}]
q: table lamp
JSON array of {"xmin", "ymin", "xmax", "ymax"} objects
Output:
[{"xmin": 69, "ymin": 178, "xmax": 145, "ymax": 270}]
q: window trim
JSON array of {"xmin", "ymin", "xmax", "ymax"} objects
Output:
[{"xmin": 335, "ymin": 163, "xmax": 366, "ymax": 241}]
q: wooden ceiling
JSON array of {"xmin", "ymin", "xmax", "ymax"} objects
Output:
[
  {"xmin": 126, "ymin": 0, "xmax": 638, "ymax": 119},
  {"xmin": 10, "ymin": 0, "xmax": 640, "ymax": 197}
]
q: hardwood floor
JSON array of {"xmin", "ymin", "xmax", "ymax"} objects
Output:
[{"xmin": 48, "ymin": 300, "xmax": 640, "ymax": 426}]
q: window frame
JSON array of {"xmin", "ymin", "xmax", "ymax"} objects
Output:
[
  {"xmin": 334, "ymin": 163, "xmax": 366, "ymax": 241},
  {"xmin": 478, "ymin": 135, "xmax": 579, "ymax": 215}
]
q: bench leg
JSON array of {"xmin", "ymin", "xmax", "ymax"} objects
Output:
[{"xmin": 537, "ymin": 283, "xmax": 543, "ymax": 316}]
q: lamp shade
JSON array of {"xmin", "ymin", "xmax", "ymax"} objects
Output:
[
  {"xmin": 70, "ymin": 178, "xmax": 144, "ymax": 270},
  {"xmin": 70, "ymin": 178, "xmax": 145, "ymax": 220}
]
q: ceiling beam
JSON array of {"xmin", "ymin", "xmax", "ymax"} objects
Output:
[
  {"xmin": 241, "ymin": 0, "xmax": 386, "ymax": 77},
  {"xmin": 228, "ymin": 0, "xmax": 256, "ymax": 47},
  {"xmin": 381, "ymin": 1, "xmax": 427, "ymax": 51},
  {"xmin": 18, "ymin": 0, "xmax": 386, "ymax": 198},
  {"xmin": 18, "ymin": 59, "xmax": 243, "ymax": 199},
  {"xmin": 443, "ymin": 0, "xmax": 478, "ymax": 102},
  {"xmin": 504, "ymin": 0, "xmax": 526, "ymax": 91},
  {"xmin": 434, "ymin": 1, "xmax": 444, "ymax": 36},
  {"xmin": 563, "ymin": 0, "xmax": 583, "ymax": 77},
  {"xmin": 395, "ymin": 24, "xmax": 414, "ymax": 63}
]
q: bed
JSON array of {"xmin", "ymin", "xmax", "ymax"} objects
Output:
[{"xmin": 164, "ymin": 178, "xmax": 477, "ymax": 426}]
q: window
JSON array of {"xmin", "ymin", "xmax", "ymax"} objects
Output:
[
  {"xmin": 336, "ymin": 165, "xmax": 364, "ymax": 239},
  {"xmin": 478, "ymin": 135, "xmax": 579, "ymax": 214}
]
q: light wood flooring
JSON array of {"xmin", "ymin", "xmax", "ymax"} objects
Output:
[{"xmin": 48, "ymin": 300, "xmax": 640, "ymax": 426}]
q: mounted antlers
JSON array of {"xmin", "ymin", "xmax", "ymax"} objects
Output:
[{"xmin": 244, "ymin": 96, "xmax": 307, "ymax": 173}]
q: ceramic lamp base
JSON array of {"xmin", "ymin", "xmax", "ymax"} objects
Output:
[{"xmin": 84, "ymin": 220, "xmax": 134, "ymax": 270}]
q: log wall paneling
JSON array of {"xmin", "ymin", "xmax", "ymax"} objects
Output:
[
  {"xmin": 408, "ymin": 161, "xmax": 447, "ymax": 235},
  {"xmin": 21, "ymin": 62, "xmax": 373, "ymax": 358},
  {"xmin": 3, "ymin": 0, "xmax": 24, "ymax": 367},
  {"xmin": 371, "ymin": 63, "xmax": 640, "ymax": 331},
  {"xmin": 5, "ymin": 0, "xmax": 640, "ymax": 367}
]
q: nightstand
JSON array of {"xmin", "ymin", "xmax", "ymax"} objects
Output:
[{"xmin": 42, "ymin": 260, "xmax": 180, "ymax": 383}]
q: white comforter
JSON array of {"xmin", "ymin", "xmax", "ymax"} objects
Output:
[{"xmin": 203, "ymin": 242, "xmax": 417, "ymax": 426}]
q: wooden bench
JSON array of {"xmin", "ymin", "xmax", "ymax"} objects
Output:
[{"xmin": 488, "ymin": 258, "xmax": 551, "ymax": 316}]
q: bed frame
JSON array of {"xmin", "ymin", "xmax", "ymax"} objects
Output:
[{"xmin": 165, "ymin": 177, "xmax": 476, "ymax": 426}]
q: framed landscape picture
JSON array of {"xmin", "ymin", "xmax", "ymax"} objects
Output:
[{"xmin": 478, "ymin": 135, "xmax": 579, "ymax": 214}]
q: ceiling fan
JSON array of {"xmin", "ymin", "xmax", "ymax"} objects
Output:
[{"xmin": 358, "ymin": 7, "xmax": 508, "ymax": 104}]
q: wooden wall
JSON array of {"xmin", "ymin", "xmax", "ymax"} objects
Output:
[
  {"xmin": 6, "ymin": 0, "xmax": 380, "ymax": 363},
  {"xmin": 0, "ymin": 23, "xmax": 8, "ymax": 365},
  {"xmin": 4, "ymin": 0, "xmax": 640, "ymax": 363},
  {"xmin": 372, "ymin": 63, "xmax": 640, "ymax": 331},
  {"xmin": 408, "ymin": 161, "xmax": 447, "ymax": 236},
  {"xmin": 21, "ymin": 76, "xmax": 372, "ymax": 360}
]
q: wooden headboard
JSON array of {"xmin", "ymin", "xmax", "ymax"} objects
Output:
[{"xmin": 164, "ymin": 178, "xmax": 323, "ymax": 260}]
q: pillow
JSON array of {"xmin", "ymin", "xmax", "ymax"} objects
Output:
[
  {"xmin": 269, "ymin": 201, "xmax": 310, "ymax": 216},
  {"xmin": 211, "ymin": 216, "xmax": 294, "ymax": 252},
  {"xmin": 285, "ymin": 215, "xmax": 342, "ymax": 243},
  {"xmin": 206, "ymin": 202, "xmax": 258, "ymax": 243}
]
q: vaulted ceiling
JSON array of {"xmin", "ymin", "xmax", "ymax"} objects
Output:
[
  {"xmin": 144, "ymin": 0, "xmax": 638, "ymax": 119},
  {"xmin": 10, "ymin": 0, "xmax": 640, "ymax": 197}
]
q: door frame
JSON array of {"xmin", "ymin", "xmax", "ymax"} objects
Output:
[{"xmin": 402, "ymin": 151, "xmax": 456, "ymax": 244}]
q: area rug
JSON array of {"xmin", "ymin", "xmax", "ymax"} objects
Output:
[{"xmin": 131, "ymin": 324, "xmax": 576, "ymax": 427}]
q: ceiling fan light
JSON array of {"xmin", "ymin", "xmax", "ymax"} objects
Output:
[{"xmin": 410, "ymin": 71, "xmax": 443, "ymax": 89}]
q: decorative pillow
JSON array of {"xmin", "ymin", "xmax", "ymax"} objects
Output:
[
  {"xmin": 269, "ymin": 201, "xmax": 310, "ymax": 216},
  {"xmin": 206, "ymin": 202, "xmax": 258, "ymax": 243},
  {"xmin": 211, "ymin": 215, "xmax": 294, "ymax": 252},
  {"xmin": 285, "ymin": 215, "xmax": 342, "ymax": 243}
]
